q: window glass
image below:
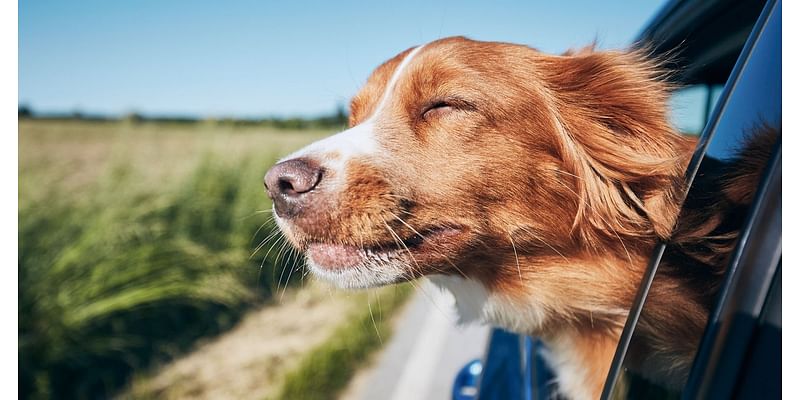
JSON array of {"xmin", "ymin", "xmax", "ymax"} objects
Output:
[
  {"xmin": 669, "ymin": 85, "xmax": 708, "ymax": 135},
  {"xmin": 669, "ymin": 84, "xmax": 726, "ymax": 136}
]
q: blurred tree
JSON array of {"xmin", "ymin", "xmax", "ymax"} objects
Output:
[
  {"xmin": 334, "ymin": 102, "xmax": 347, "ymax": 125},
  {"xmin": 123, "ymin": 112, "xmax": 144, "ymax": 124},
  {"xmin": 18, "ymin": 104, "xmax": 33, "ymax": 118}
]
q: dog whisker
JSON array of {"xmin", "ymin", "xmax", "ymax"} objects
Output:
[
  {"xmin": 367, "ymin": 294, "xmax": 382, "ymax": 344},
  {"xmin": 380, "ymin": 217, "xmax": 419, "ymax": 274},
  {"xmin": 387, "ymin": 211, "xmax": 426, "ymax": 240},
  {"xmin": 274, "ymin": 239, "xmax": 291, "ymax": 297},
  {"xmin": 250, "ymin": 226, "xmax": 283, "ymax": 259},
  {"xmin": 506, "ymin": 229, "xmax": 522, "ymax": 280},
  {"xmin": 249, "ymin": 218, "xmax": 274, "ymax": 245},
  {"xmin": 280, "ymin": 247, "xmax": 302, "ymax": 300},
  {"xmin": 515, "ymin": 225, "xmax": 569, "ymax": 263}
]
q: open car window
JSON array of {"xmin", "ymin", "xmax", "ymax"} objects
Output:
[
  {"xmin": 602, "ymin": 0, "xmax": 781, "ymax": 398},
  {"xmin": 669, "ymin": 84, "xmax": 724, "ymax": 136}
]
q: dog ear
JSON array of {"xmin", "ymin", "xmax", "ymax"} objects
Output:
[{"xmin": 536, "ymin": 49, "xmax": 696, "ymax": 245}]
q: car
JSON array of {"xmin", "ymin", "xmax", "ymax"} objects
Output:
[{"xmin": 452, "ymin": 0, "xmax": 781, "ymax": 398}]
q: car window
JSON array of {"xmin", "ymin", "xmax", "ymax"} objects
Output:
[
  {"xmin": 669, "ymin": 84, "xmax": 724, "ymax": 136},
  {"xmin": 603, "ymin": 0, "xmax": 781, "ymax": 398}
]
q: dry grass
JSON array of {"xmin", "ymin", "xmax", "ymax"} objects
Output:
[
  {"xmin": 122, "ymin": 282, "xmax": 390, "ymax": 400},
  {"xmin": 272, "ymin": 284, "xmax": 413, "ymax": 400}
]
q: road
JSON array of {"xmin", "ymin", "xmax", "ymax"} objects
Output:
[{"xmin": 345, "ymin": 280, "xmax": 491, "ymax": 400}]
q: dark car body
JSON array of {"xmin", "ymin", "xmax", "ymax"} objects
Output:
[{"xmin": 454, "ymin": 0, "xmax": 781, "ymax": 398}]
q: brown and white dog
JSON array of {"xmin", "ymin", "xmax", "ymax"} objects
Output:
[{"xmin": 263, "ymin": 37, "xmax": 766, "ymax": 399}]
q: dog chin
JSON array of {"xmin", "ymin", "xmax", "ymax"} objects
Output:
[{"xmin": 305, "ymin": 258, "xmax": 409, "ymax": 289}]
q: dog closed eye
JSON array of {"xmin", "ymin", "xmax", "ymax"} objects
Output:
[{"xmin": 421, "ymin": 100, "xmax": 453, "ymax": 119}]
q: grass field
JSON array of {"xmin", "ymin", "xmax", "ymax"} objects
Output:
[{"xmin": 19, "ymin": 119, "xmax": 341, "ymax": 399}]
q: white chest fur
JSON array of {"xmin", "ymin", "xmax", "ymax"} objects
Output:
[
  {"xmin": 427, "ymin": 275, "xmax": 597, "ymax": 400},
  {"xmin": 427, "ymin": 274, "xmax": 548, "ymax": 334}
]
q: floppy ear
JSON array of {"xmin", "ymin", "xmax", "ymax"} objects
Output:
[{"xmin": 536, "ymin": 48, "xmax": 696, "ymax": 245}]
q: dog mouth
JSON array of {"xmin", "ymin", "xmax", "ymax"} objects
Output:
[{"xmin": 305, "ymin": 226, "xmax": 466, "ymax": 271}]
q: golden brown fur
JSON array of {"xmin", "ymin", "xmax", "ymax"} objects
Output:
[{"xmin": 267, "ymin": 36, "xmax": 776, "ymax": 398}]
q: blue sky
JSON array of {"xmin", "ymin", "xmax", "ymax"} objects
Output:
[{"xmin": 19, "ymin": 0, "xmax": 667, "ymax": 118}]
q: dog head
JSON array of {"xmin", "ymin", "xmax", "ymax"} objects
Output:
[{"xmin": 264, "ymin": 37, "xmax": 692, "ymax": 313}]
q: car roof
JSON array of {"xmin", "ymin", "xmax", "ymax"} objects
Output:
[{"xmin": 636, "ymin": 0, "xmax": 766, "ymax": 85}]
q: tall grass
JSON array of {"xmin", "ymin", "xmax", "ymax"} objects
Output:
[{"xmin": 19, "ymin": 121, "xmax": 323, "ymax": 399}]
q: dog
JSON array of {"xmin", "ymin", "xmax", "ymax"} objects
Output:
[{"xmin": 263, "ymin": 36, "xmax": 772, "ymax": 399}]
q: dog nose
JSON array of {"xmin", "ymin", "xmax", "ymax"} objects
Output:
[{"xmin": 264, "ymin": 158, "xmax": 322, "ymax": 217}]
